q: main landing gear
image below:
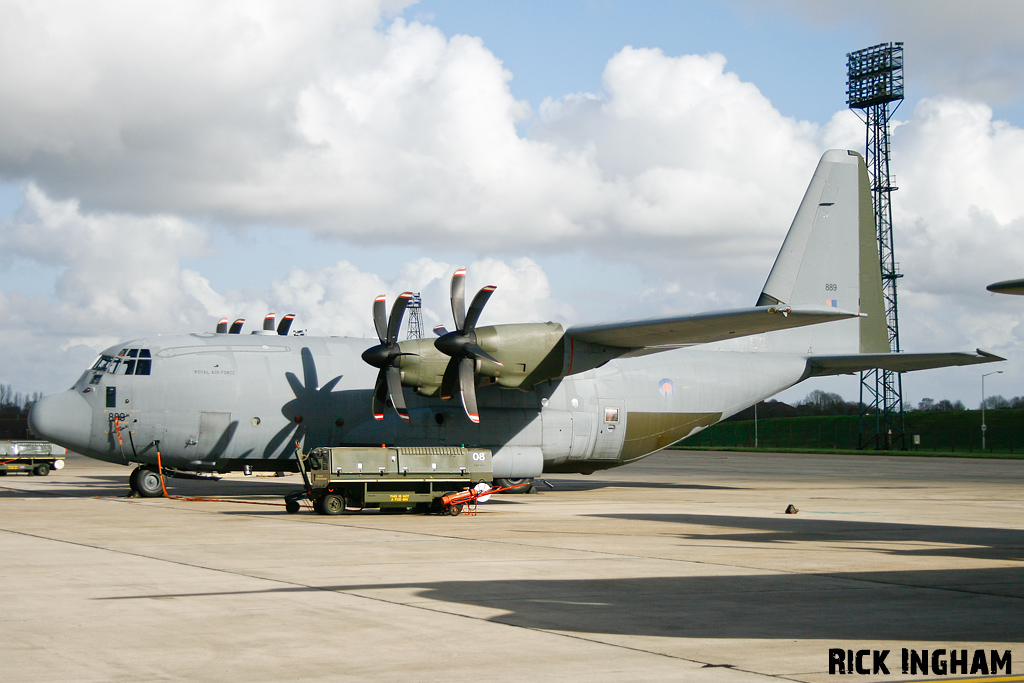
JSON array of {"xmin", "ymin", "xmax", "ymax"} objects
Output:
[{"xmin": 129, "ymin": 466, "xmax": 163, "ymax": 498}]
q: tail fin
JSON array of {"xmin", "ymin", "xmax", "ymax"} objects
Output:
[{"xmin": 757, "ymin": 150, "xmax": 888, "ymax": 355}]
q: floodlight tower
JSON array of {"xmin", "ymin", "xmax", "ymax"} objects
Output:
[
  {"xmin": 847, "ymin": 42, "xmax": 905, "ymax": 450},
  {"xmin": 405, "ymin": 293, "xmax": 424, "ymax": 340}
]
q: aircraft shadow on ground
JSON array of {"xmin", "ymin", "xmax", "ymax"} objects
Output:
[
  {"xmin": 100, "ymin": 510, "xmax": 1024, "ymax": 642},
  {"xmin": 0, "ymin": 474, "xmax": 132, "ymax": 498},
  {"xmin": 102, "ymin": 566, "xmax": 1024, "ymax": 642},
  {"xmin": 541, "ymin": 479, "xmax": 740, "ymax": 492},
  {"xmin": 591, "ymin": 513, "xmax": 1024, "ymax": 562},
  {"xmin": 0, "ymin": 473, "xmax": 300, "ymax": 499}
]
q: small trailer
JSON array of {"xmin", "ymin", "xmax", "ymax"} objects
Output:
[
  {"xmin": 286, "ymin": 445, "xmax": 493, "ymax": 515},
  {"xmin": 0, "ymin": 441, "xmax": 67, "ymax": 476}
]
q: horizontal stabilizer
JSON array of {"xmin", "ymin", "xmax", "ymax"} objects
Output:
[
  {"xmin": 567, "ymin": 305, "xmax": 858, "ymax": 350},
  {"xmin": 805, "ymin": 349, "xmax": 1004, "ymax": 377}
]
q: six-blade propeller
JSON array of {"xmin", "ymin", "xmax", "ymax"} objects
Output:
[
  {"xmin": 433, "ymin": 268, "xmax": 501, "ymax": 424},
  {"xmin": 360, "ymin": 292, "xmax": 415, "ymax": 421}
]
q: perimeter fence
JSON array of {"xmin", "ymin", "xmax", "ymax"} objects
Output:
[{"xmin": 676, "ymin": 408, "xmax": 1024, "ymax": 454}]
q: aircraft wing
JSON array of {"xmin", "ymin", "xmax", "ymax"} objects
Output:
[
  {"xmin": 987, "ymin": 278, "xmax": 1024, "ymax": 295},
  {"xmin": 805, "ymin": 349, "xmax": 1004, "ymax": 377},
  {"xmin": 566, "ymin": 305, "xmax": 858, "ymax": 350}
]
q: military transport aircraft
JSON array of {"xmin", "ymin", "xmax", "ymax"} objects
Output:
[{"xmin": 29, "ymin": 150, "xmax": 1001, "ymax": 496}]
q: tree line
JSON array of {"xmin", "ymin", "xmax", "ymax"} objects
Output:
[
  {"xmin": 0, "ymin": 384, "xmax": 41, "ymax": 418},
  {"xmin": 1, "ymin": 384, "xmax": 42, "ymax": 439},
  {"xmin": 730, "ymin": 389, "xmax": 1023, "ymax": 422}
]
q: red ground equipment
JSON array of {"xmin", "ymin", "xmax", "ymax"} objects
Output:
[{"xmin": 441, "ymin": 481, "xmax": 530, "ymax": 516}]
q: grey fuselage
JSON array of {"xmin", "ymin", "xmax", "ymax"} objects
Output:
[{"xmin": 31, "ymin": 331, "xmax": 808, "ymax": 479}]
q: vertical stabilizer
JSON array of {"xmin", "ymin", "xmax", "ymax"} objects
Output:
[{"xmin": 757, "ymin": 150, "xmax": 888, "ymax": 354}]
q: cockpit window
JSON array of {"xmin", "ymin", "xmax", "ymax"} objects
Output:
[
  {"xmin": 136, "ymin": 349, "xmax": 152, "ymax": 375},
  {"xmin": 92, "ymin": 349, "xmax": 153, "ymax": 376}
]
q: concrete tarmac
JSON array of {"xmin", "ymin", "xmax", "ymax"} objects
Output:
[{"xmin": 1, "ymin": 450, "xmax": 1022, "ymax": 682}]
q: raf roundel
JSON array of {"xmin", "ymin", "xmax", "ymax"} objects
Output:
[{"xmin": 658, "ymin": 378, "xmax": 674, "ymax": 397}]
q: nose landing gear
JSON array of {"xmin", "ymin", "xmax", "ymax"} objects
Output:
[{"xmin": 129, "ymin": 466, "xmax": 163, "ymax": 497}]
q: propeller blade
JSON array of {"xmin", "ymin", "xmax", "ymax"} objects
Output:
[
  {"xmin": 263, "ymin": 313, "xmax": 275, "ymax": 331},
  {"xmin": 386, "ymin": 292, "xmax": 413, "ymax": 345},
  {"xmin": 463, "ymin": 285, "xmax": 496, "ymax": 331},
  {"xmin": 440, "ymin": 357, "xmax": 460, "ymax": 401},
  {"xmin": 229, "ymin": 319, "xmax": 245, "ymax": 334},
  {"xmin": 433, "ymin": 324, "xmax": 448, "ymax": 336},
  {"xmin": 464, "ymin": 342, "xmax": 503, "ymax": 367},
  {"xmin": 372, "ymin": 294, "xmax": 388, "ymax": 344},
  {"xmin": 385, "ymin": 366, "xmax": 409, "ymax": 421},
  {"xmin": 216, "ymin": 318, "xmax": 228, "ymax": 334},
  {"xmin": 458, "ymin": 356, "xmax": 480, "ymax": 423},
  {"xmin": 450, "ymin": 268, "xmax": 467, "ymax": 331},
  {"xmin": 372, "ymin": 370, "xmax": 388, "ymax": 420},
  {"xmin": 277, "ymin": 314, "xmax": 295, "ymax": 336}
]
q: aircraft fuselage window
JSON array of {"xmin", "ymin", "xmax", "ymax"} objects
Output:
[
  {"xmin": 106, "ymin": 386, "xmax": 116, "ymax": 408},
  {"xmin": 93, "ymin": 350, "xmax": 153, "ymax": 376}
]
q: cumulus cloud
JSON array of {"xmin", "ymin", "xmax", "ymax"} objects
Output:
[
  {"xmin": 0, "ymin": 1, "xmax": 835, "ymax": 259},
  {"xmin": 0, "ymin": 185, "xmax": 573, "ymax": 392},
  {"xmin": 891, "ymin": 97, "xmax": 1024, "ymax": 368}
]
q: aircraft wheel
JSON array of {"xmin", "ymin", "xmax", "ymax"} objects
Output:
[
  {"xmin": 319, "ymin": 492, "xmax": 346, "ymax": 516},
  {"xmin": 494, "ymin": 477, "xmax": 533, "ymax": 494},
  {"xmin": 130, "ymin": 466, "xmax": 164, "ymax": 498},
  {"xmin": 33, "ymin": 463, "xmax": 51, "ymax": 476},
  {"xmin": 285, "ymin": 499, "xmax": 300, "ymax": 514}
]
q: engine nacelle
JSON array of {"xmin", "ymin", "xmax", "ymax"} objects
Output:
[
  {"xmin": 394, "ymin": 322, "xmax": 628, "ymax": 396},
  {"xmin": 396, "ymin": 322, "xmax": 564, "ymax": 394}
]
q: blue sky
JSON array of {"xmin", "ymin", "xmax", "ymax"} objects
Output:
[
  {"xmin": 1, "ymin": 0, "xmax": 1023, "ymax": 408},
  {"xmin": 409, "ymin": 0, "xmax": 859, "ymax": 124}
]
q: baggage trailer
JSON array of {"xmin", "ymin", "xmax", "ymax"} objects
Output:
[
  {"xmin": 287, "ymin": 446, "xmax": 493, "ymax": 515},
  {"xmin": 0, "ymin": 441, "xmax": 67, "ymax": 476}
]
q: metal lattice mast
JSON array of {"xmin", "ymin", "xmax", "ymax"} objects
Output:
[
  {"xmin": 405, "ymin": 293, "xmax": 423, "ymax": 340},
  {"xmin": 847, "ymin": 42, "xmax": 906, "ymax": 450}
]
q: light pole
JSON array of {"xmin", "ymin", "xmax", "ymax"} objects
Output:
[{"xmin": 981, "ymin": 370, "xmax": 1003, "ymax": 451}]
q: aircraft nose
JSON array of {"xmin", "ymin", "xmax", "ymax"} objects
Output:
[{"xmin": 29, "ymin": 390, "xmax": 92, "ymax": 450}]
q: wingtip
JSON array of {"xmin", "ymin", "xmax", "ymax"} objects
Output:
[{"xmin": 977, "ymin": 348, "xmax": 1007, "ymax": 361}]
